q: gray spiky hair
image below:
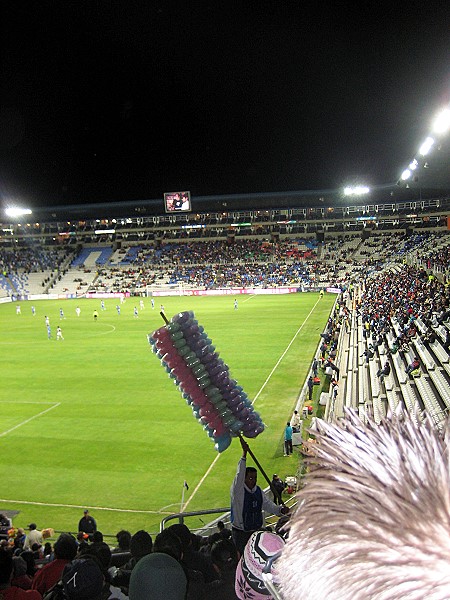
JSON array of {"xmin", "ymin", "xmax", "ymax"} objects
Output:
[{"xmin": 278, "ymin": 410, "xmax": 450, "ymax": 600}]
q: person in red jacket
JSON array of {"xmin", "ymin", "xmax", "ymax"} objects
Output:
[{"xmin": 31, "ymin": 534, "xmax": 77, "ymax": 596}]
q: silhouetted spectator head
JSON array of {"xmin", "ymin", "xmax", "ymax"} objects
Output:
[
  {"xmin": 61, "ymin": 557, "xmax": 104, "ymax": 600},
  {"xmin": 130, "ymin": 530, "xmax": 153, "ymax": 561},
  {"xmin": 82, "ymin": 542, "xmax": 111, "ymax": 574},
  {"xmin": 91, "ymin": 531, "xmax": 103, "ymax": 544},
  {"xmin": 19, "ymin": 550, "xmax": 36, "ymax": 577},
  {"xmin": 0, "ymin": 550, "xmax": 13, "ymax": 585},
  {"xmin": 167, "ymin": 523, "xmax": 191, "ymax": 552},
  {"xmin": 210, "ymin": 539, "xmax": 238, "ymax": 575},
  {"xmin": 11, "ymin": 555, "xmax": 28, "ymax": 579},
  {"xmin": 153, "ymin": 529, "xmax": 183, "ymax": 562},
  {"xmin": 277, "ymin": 410, "xmax": 450, "ymax": 600},
  {"xmin": 129, "ymin": 552, "xmax": 187, "ymax": 600},
  {"xmin": 115, "ymin": 529, "xmax": 131, "ymax": 551}
]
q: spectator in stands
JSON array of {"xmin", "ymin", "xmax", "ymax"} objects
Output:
[
  {"xmin": 277, "ymin": 411, "xmax": 450, "ymax": 600},
  {"xmin": 78, "ymin": 510, "xmax": 96, "ymax": 538},
  {"xmin": 24, "ymin": 525, "xmax": 42, "ymax": 551},
  {"xmin": 271, "ymin": 474, "xmax": 286, "ymax": 505},
  {"xmin": 216, "ymin": 521, "xmax": 231, "ymax": 541},
  {"xmin": 405, "ymin": 356, "xmax": 420, "ymax": 376},
  {"xmin": 19, "ymin": 552, "xmax": 37, "ymax": 578},
  {"xmin": 32, "ymin": 533, "xmax": 77, "ymax": 597},
  {"xmin": 153, "ymin": 529, "xmax": 183, "ymax": 562},
  {"xmin": 111, "ymin": 530, "xmax": 152, "ymax": 591},
  {"xmin": 82, "ymin": 542, "xmax": 128, "ymax": 600},
  {"xmin": 205, "ymin": 539, "xmax": 239, "ymax": 600},
  {"xmin": 376, "ymin": 361, "xmax": 391, "ymax": 383},
  {"xmin": 129, "ymin": 553, "xmax": 187, "ymax": 600},
  {"xmin": 361, "ymin": 347, "xmax": 374, "ymax": 365},
  {"xmin": 168, "ymin": 523, "xmax": 216, "ymax": 584},
  {"xmin": 230, "ymin": 437, "xmax": 288, "ymax": 556},
  {"xmin": 112, "ymin": 530, "xmax": 131, "ymax": 554},
  {"xmin": 0, "ymin": 549, "xmax": 41, "ymax": 600},
  {"xmin": 11, "ymin": 556, "xmax": 32, "ymax": 590},
  {"xmin": 291, "ymin": 410, "xmax": 301, "ymax": 432}
]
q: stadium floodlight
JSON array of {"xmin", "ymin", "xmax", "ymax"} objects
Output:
[
  {"xmin": 432, "ymin": 107, "xmax": 450, "ymax": 135},
  {"xmin": 401, "ymin": 169, "xmax": 411, "ymax": 181},
  {"xmin": 409, "ymin": 159, "xmax": 418, "ymax": 170},
  {"xmin": 5, "ymin": 207, "xmax": 32, "ymax": 218},
  {"xmin": 344, "ymin": 186, "xmax": 370, "ymax": 196},
  {"xmin": 418, "ymin": 136, "xmax": 434, "ymax": 156}
]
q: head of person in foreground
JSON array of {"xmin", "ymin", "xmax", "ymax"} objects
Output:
[{"xmin": 277, "ymin": 410, "xmax": 450, "ymax": 600}]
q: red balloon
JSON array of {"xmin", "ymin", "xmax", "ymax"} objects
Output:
[{"xmin": 213, "ymin": 421, "xmax": 227, "ymax": 437}]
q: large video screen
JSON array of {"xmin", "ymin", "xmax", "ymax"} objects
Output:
[{"xmin": 164, "ymin": 191, "xmax": 192, "ymax": 213}]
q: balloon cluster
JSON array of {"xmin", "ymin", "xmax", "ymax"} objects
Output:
[{"xmin": 148, "ymin": 311, "xmax": 265, "ymax": 452}]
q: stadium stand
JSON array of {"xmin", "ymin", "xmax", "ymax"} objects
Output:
[{"xmin": 1, "ymin": 196, "xmax": 450, "ymax": 598}]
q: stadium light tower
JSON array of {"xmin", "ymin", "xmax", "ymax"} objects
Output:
[
  {"xmin": 432, "ymin": 107, "xmax": 450, "ymax": 135},
  {"xmin": 5, "ymin": 207, "xmax": 32, "ymax": 218},
  {"xmin": 418, "ymin": 136, "xmax": 434, "ymax": 156},
  {"xmin": 343, "ymin": 185, "xmax": 370, "ymax": 196}
]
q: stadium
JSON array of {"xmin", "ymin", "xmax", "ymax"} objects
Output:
[{"xmin": 1, "ymin": 3, "xmax": 450, "ymax": 598}]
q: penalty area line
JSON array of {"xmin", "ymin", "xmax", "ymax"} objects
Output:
[
  {"xmin": 183, "ymin": 297, "xmax": 321, "ymax": 511},
  {"xmin": 0, "ymin": 403, "xmax": 61, "ymax": 438}
]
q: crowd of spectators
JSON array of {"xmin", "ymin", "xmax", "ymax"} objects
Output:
[
  {"xmin": 0, "ymin": 248, "xmax": 68, "ymax": 275},
  {"xmin": 1, "ymin": 513, "xmax": 291, "ymax": 599}
]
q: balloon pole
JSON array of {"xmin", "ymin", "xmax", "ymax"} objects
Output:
[
  {"xmin": 239, "ymin": 433, "xmax": 283, "ymax": 505},
  {"xmin": 160, "ymin": 311, "xmax": 169, "ymax": 324}
]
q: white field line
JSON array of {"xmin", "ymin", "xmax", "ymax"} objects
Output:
[
  {"xmin": 182, "ymin": 298, "xmax": 321, "ymax": 510},
  {"xmin": 0, "ymin": 498, "xmax": 173, "ymax": 515},
  {"xmin": 241, "ymin": 295, "xmax": 256, "ymax": 303},
  {"xmin": 0, "ymin": 403, "xmax": 61, "ymax": 438}
]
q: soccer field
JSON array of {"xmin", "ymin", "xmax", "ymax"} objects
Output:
[{"xmin": 0, "ymin": 292, "xmax": 335, "ymax": 536}]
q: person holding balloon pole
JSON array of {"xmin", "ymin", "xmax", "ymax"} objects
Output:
[{"xmin": 230, "ymin": 437, "xmax": 289, "ymax": 555}]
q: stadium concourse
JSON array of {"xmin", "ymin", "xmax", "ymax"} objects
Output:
[{"xmin": 1, "ymin": 198, "xmax": 450, "ymax": 598}]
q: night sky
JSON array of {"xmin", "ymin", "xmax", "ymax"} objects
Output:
[{"xmin": 0, "ymin": 2, "xmax": 449, "ymax": 210}]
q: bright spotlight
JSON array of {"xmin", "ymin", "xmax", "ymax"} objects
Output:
[
  {"xmin": 401, "ymin": 169, "xmax": 411, "ymax": 181},
  {"xmin": 5, "ymin": 207, "xmax": 32, "ymax": 218},
  {"xmin": 344, "ymin": 185, "xmax": 370, "ymax": 196},
  {"xmin": 409, "ymin": 159, "xmax": 418, "ymax": 170},
  {"xmin": 432, "ymin": 107, "xmax": 450, "ymax": 135},
  {"xmin": 419, "ymin": 136, "xmax": 434, "ymax": 156}
]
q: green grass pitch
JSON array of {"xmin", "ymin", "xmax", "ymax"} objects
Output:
[{"xmin": 0, "ymin": 292, "xmax": 335, "ymax": 536}]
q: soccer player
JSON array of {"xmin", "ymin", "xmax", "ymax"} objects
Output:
[
  {"xmin": 134, "ymin": 306, "xmax": 139, "ymax": 318},
  {"xmin": 47, "ymin": 325, "xmax": 51, "ymax": 339},
  {"xmin": 101, "ymin": 300, "xmax": 106, "ymax": 311},
  {"xmin": 16, "ymin": 305, "xmax": 21, "ymax": 315},
  {"xmin": 76, "ymin": 306, "xmax": 81, "ymax": 317},
  {"xmin": 116, "ymin": 305, "xmax": 121, "ymax": 315},
  {"xmin": 140, "ymin": 299, "xmax": 145, "ymax": 310},
  {"xmin": 31, "ymin": 305, "xmax": 36, "ymax": 316},
  {"xmin": 59, "ymin": 308, "xmax": 65, "ymax": 319},
  {"xmin": 56, "ymin": 326, "xmax": 64, "ymax": 341},
  {"xmin": 93, "ymin": 310, "xmax": 98, "ymax": 321},
  {"xmin": 234, "ymin": 298, "xmax": 238, "ymax": 310},
  {"xmin": 151, "ymin": 298, "xmax": 155, "ymax": 309},
  {"xmin": 45, "ymin": 315, "xmax": 50, "ymax": 326}
]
